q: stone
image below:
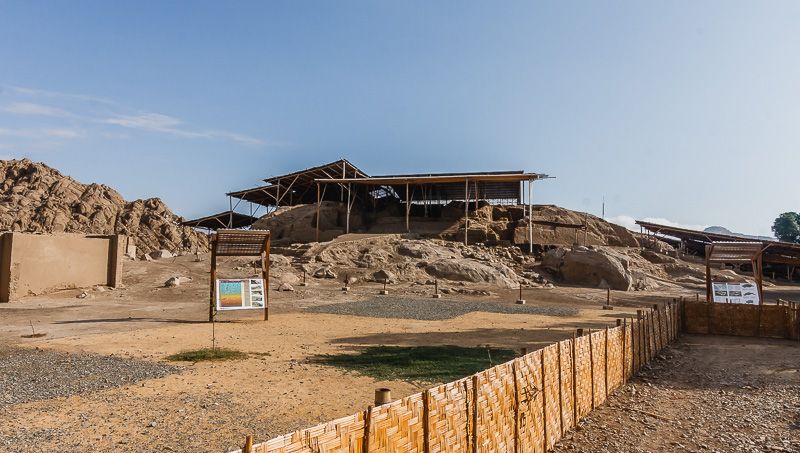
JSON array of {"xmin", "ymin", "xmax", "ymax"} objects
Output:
[
  {"xmin": 313, "ymin": 267, "xmax": 337, "ymax": 279},
  {"xmin": 424, "ymin": 259, "xmax": 518, "ymax": 288},
  {"xmin": 149, "ymin": 249, "xmax": 174, "ymax": 260},
  {"xmin": 372, "ymin": 269, "xmax": 396, "ymax": 283},
  {"xmin": 278, "ymin": 282, "xmax": 294, "ymax": 292},
  {"xmin": 164, "ymin": 276, "xmax": 192, "ymax": 287},
  {"xmin": 545, "ymin": 247, "xmax": 633, "ymax": 291}
]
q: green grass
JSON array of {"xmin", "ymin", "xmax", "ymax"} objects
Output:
[
  {"xmin": 166, "ymin": 348, "xmax": 248, "ymax": 362},
  {"xmin": 311, "ymin": 345, "xmax": 516, "ymax": 383}
]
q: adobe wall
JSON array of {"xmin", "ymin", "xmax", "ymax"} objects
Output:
[{"xmin": 0, "ymin": 232, "xmax": 125, "ymax": 302}]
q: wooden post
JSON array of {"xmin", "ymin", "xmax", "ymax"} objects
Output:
[
  {"xmin": 243, "ymin": 434, "xmax": 253, "ymax": 453},
  {"xmin": 540, "ymin": 351, "xmax": 548, "ymax": 452},
  {"xmin": 464, "ymin": 179, "xmax": 469, "ymax": 246},
  {"xmin": 588, "ymin": 329, "xmax": 595, "ymax": 410},
  {"xmin": 363, "ymin": 405, "xmax": 373, "ymax": 453},
  {"xmin": 557, "ymin": 341, "xmax": 565, "ymax": 436},
  {"xmin": 263, "ymin": 233, "xmax": 270, "ymax": 321},
  {"xmin": 512, "ymin": 360, "xmax": 520, "ymax": 453},
  {"xmin": 636, "ymin": 310, "xmax": 643, "ymax": 369},
  {"xmin": 571, "ymin": 333, "xmax": 577, "ymax": 426},
  {"xmin": 471, "ymin": 374, "xmax": 478, "ymax": 453},
  {"xmin": 622, "ymin": 318, "xmax": 628, "ymax": 382},
  {"xmin": 423, "ymin": 390, "xmax": 431, "ymax": 453},
  {"xmin": 346, "ymin": 182, "xmax": 351, "ymax": 234},
  {"xmin": 653, "ymin": 304, "xmax": 662, "ymax": 351},
  {"xmin": 208, "ymin": 237, "xmax": 217, "ymax": 322},
  {"xmin": 528, "ymin": 179, "xmax": 534, "ymax": 254},
  {"xmin": 315, "ymin": 183, "xmax": 321, "ymax": 242},
  {"xmin": 604, "ymin": 327, "xmax": 609, "ymax": 399},
  {"xmin": 405, "ymin": 183, "xmax": 410, "ymax": 233}
]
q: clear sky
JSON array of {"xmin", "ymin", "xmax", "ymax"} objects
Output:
[{"xmin": 1, "ymin": 1, "xmax": 798, "ymax": 236}]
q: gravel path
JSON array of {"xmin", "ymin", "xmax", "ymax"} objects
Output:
[
  {"xmin": 305, "ymin": 296, "xmax": 578, "ymax": 320},
  {"xmin": 0, "ymin": 347, "xmax": 181, "ymax": 407}
]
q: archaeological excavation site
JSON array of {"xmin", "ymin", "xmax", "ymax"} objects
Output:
[{"xmin": 0, "ymin": 158, "xmax": 798, "ymax": 453}]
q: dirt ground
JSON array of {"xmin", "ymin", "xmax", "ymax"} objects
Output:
[
  {"xmin": 552, "ymin": 335, "xmax": 800, "ymax": 453},
  {"xmin": 0, "ymin": 254, "xmax": 798, "ymax": 452}
]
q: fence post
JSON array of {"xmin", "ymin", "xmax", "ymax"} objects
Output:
[
  {"xmin": 423, "ymin": 389, "xmax": 431, "ymax": 453},
  {"xmin": 512, "ymin": 360, "xmax": 520, "ymax": 453},
  {"xmin": 471, "ymin": 375, "xmax": 478, "ymax": 453},
  {"xmin": 571, "ymin": 333, "xmax": 578, "ymax": 427},
  {"xmin": 588, "ymin": 329, "xmax": 595, "ymax": 410},
  {"xmin": 604, "ymin": 327, "xmax": 609, "ymax": 399},
  {"xmin": 636, "ymin": 310, "xmax": 643, "ymax": 370},
  {"xmin": 243, "ymin": 435, "xmax": 253, "ymax": 453},
  {"xmin": 363, "ymin": 406, "xmax": 373, "ymax": 453},
  {"xmin": 622, "ymin": 318, "xmax": 628, "ymax": 382},
  {"xmin": 653, "ymin": 304, "xmax": 662, "ymax": 351},
  {"xmin": 540, "ymin": 351, "xmax": 548, "ymax": 452},
  {"xmin": 557, "ymin": 342, "xmax": 565, "ymax": 437}
]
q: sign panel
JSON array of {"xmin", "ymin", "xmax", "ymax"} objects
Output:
[
  {"xmin": 216, "ymin": 278, "xmax": 265, "ymax": 310},
  {"xmin": 711, "ymin": 281, "xmax": 759, "ymax": 305}
]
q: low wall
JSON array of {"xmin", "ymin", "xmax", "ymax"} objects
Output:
[
  {"xmin": 0, "ymin": 232, "xmax": 125, "ymax": 302},
  {"xmin": 233, "ymin": 303, "xmax": 680, "ymax": 453},
  {"xmin": 682, "ymin": 299, "xmax": 800, "ymax": 340}
]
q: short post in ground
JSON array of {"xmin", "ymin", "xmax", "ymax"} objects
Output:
[
  {"xmin": 516, "ymin": 282, "xmax": 526, "ymax": 305},
  {"xmin": 379, "ymin": 278, "xmax": 389, "ymax": 295},
  {"xmin": 342, "ymin": 273, "xmax": 350, "ymax": 292},
  {"xmin": 300, "ymin": 268, "xmax": 307, "ymax": 286},
  {"xmin": 374, "ymin": 388, "xmax": 391, "ymax": 405},
  {"xmin": 432, "ymin": 279, "xmax": 441, "ymax": 298},
  {"xmin": 602, "ymin": 287, "xmax": 614, "ymax": 310}
]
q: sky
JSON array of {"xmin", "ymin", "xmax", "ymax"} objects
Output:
[{"xmin": 1, "ymin": 1, "xmax": 799, "ymax": 237}]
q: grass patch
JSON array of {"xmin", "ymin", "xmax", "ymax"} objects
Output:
[
  {"xmin": 166, "ymin": 348, "xmax": 247, "ymax": 362},
  {"xmin": 311, "ymin": 345, "xmax": 516, "ymax": 383}
]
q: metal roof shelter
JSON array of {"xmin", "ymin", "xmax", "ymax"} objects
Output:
[
  {"xmin": 314, "ymin": 171, "xmax": 552, "ymax": 249},
  {"xmin": 182, "ymin": 211, "xmax": 258, "ymax": 231},
  {"xmin": 636, "ymin": 220, "xmax": 800, "ymax": 269},
  {"xmin": 226, "ymin": 159, "xmax": 367, "ymax": 213}
]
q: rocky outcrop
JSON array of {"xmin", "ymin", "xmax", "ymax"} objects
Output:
[
  {"xmin": 0, "ymin": 159, "xmax": 207, "ymax": 256},
  {"xmin": 424, "ymin": 259, "xmax": 518, "ymax": 288},
  {"xmin": 544, "ymin": 246, "xmax": 633, "ymax": 290}
]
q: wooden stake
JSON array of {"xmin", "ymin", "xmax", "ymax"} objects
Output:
[
  {"xmin": 243, "ymin": 434, "xmax": 253, "ymax": 453},
  {"xmin": 571, "ymin": 333, "xmax": 578, "ymax": 426},
  {"xmin": 588, "ymin": 329, "xmax": 595, "ymax": 410},
  {"xmin": 540, "ymin": 351, "xmax": 548, "ymax": 451},
  {"xmin": 604, "ymin": 327, "xmax": 609, "ymax": 399},
  {"xmin": 512, "ymin": 360, "xmax": 520, "ymax": 453},
  {"xmin": 471, "ymin": 374, "xmax": 478, "ymax": 453},
  {"xmin": 423, "ymin": 390, "xmax": 431, "ymax": 453},
  {"xmin": 363, "ymin": 405, "xmax": 373, "ymax": 453}
]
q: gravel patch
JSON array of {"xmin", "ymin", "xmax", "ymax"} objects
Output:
[
  {"xmin": 0, "ymin": 347, "xmax": 181, "ymax": 407},
  {"xmin": 305, "ymin": 296, "xmax": 578, "ymax": 320}
]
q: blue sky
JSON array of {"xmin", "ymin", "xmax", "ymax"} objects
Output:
[{"xmin": 1, "ymin": 1, "xmax": 799, "ymax": 236}]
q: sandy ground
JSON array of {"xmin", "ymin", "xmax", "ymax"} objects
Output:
[{"xmin": 1, "ymin": 254, "xmax": 797, "ymax": 452}]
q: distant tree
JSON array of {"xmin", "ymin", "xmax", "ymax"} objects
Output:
[{"xmin": 772, "ymin": 212, "xmax": 800, "ymax": 243}]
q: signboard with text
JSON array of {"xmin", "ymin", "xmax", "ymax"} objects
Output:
[
  {"xmin": 711, "ymin": 281, "xmax": 759, "ymax": 305},
  {"xmin": 216, "ymin": 278, "xmax": 266, "ymax": 310}
]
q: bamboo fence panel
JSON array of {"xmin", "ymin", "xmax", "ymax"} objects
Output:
[
  {"xmin": 557, "ymin": 339, "xmax": 574, "ymax": 434},
  {"xmin": 516, "ymin": 350, "xmax": 545, "ymax": 453},
  {"xmin": 623, "ymin": 322, "xmax": 633, "ymax": 380},
  {"xmin": 605, "ymin": 327, "xmax": 624, "ymax": 392},
  {"xmin": 254, "ymin": 411, "xmax": 367, "ymax": 453},
  {"xmin": 474, "ymin": 363, "xmax": 516, "ymax": 452},
  {"xmin": 367, "ymin": 392, "xmax": 425, "ymax": 452},
  {"xmin": 427, "ymin": 378, "xmax": 472, "ymax": 453},
  {"xmin": 541, "ymin": 344, "xmax": 562, "ymax": 450},
  {"xmin": 573, "ymin": 335, "xmax": 592, "ymax": 419},
  {"xmin": 589, "ymin": 330, "xmax": 607, "ymax": 408},
  {"xmin": 243, "ymin": 306, "xmax": 686, "ymax": 453}
]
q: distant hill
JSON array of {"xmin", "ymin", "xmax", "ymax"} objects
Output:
[
  {"xmin": 0, "ymin": 159, "xmax": 208, "ymax": 256},
  {"xmin": 704, "ymin": 226, "xmax": 774, "ymax": 242}
]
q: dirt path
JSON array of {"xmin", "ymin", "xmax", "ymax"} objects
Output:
[{"xmin": 553, "ymin": 335, "xmax": 800, "ymax": 453}]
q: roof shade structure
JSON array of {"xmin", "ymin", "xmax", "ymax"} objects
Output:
[
  {"xmin": 182, "ymin": 211, "xmax": 258, "ymax": 231},
  {"xmin": 636, "ymin": 220, "xmax": 800, "ymax": 267},
  {"xmin": 227, "ymin": 159, "xmax": 367, "ymax": 209}
]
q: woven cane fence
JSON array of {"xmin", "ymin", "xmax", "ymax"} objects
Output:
[{"xmin": 236, "ymin": 301, "xmax": 681, "ymax": 453}]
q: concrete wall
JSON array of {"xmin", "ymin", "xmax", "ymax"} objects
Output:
[{"xmin": 0, "ymin": 232, "xmax": 125, "ymax": 302}]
